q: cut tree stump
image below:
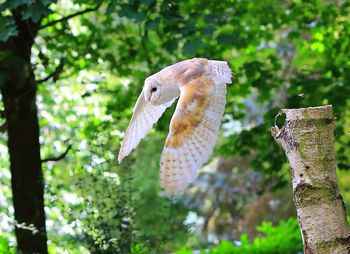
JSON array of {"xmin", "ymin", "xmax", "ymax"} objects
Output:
[{"xmin": 271, "ymin": 105, "xmax": 350, "ymax": 254}]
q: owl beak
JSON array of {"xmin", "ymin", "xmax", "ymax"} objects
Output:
[{"xmin": 144, "ymin": 89, "xmax": 151, "ymax": 102}]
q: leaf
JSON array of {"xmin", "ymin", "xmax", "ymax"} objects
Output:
[
  {"xmin": 0, "ymin": 236, "xmax": 10, "ymax": 254},
  {"xmin": 0, "ymin": 26, "xmax": 18, "ymax": 42},
  {"xmin": 1, "ymin": 0, "xmax": 34, "ymax": 10},
  {"xmin": 200, "ymin": 26, "xmax": 215, "ymax": 36},
  {"xmin": 217, "ymin": 33, "xmax": 238, "ymax": 45},
  {"xmin": 119, "ymin": 5, "xmax": 145, "ymax": 22},
  {"xmin": 22, "ymin": 2, "xmax": 52, "ymax": 23},
  {"xmin": 182, "ymin": 38, "xmax": 202, "ymax": 55},
  {"xmin": 165, "ymin": 39, "xmax": 179, "ymax": 52},
  {"xmin": 105, "ymin": 2, "xmax": 116, "ymax": 15},
  {"xmin": 140, "ymin": 0, "xmax": 155, "ymax": 5},
  {"xmin": 146, "ymin": 19, "xmax": 160, "ymax": 30},
  {"xmin": 175, "ymin": 246, "xmax": 192, "ymax": 254},
  {"xmin": 180, "ymin": 22, "xmax": 196, "ymax": 35}
]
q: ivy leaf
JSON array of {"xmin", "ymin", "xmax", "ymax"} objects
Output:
[
  {"xmin": 0, "ymin": 26, "xmax": 18, "ymax": 42},
  {"xmin": 22, "ymin": 2, "xmax": 52, "ymax": 23},
  {"xmin": 1, "ymin": 0, "xmax": 34, "ymax": 10}
]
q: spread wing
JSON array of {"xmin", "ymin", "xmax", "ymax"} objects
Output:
[
  {"xmin": 118, "ymin": 91, "xmax": 176, "ymax": 163},
  {"xmin": 160, "ymin": 61, "xmax": 232, "ymax": 196}
]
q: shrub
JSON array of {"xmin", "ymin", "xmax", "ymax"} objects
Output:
[{"xmin": 176, "ymin": 218, "xmax": 302, "ymax": 254}]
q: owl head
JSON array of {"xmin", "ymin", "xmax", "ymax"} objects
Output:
[{"xmin": 144, "ymin": 78, "xmax": 162, "ymax": 105}]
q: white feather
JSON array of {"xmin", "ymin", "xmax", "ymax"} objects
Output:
[
  {"xmin": 182, "ymin": 143, "xmax": 198, "ymax": 182},
  {"xmin": 118, "ymin": 91, "xmax": 176, "ymax": 163},
  {"xmin": 209, "ymin": 60, "xmax": 232, "ymax": 85}
]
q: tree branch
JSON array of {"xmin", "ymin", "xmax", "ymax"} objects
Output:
[
  {"xmin": 271, "ymin": 105, "xmax": 350, "ymax": 253},
  {"xmin": 41, "ymin": 144, "xmax": 72, "ymax": 163},
  {"xmin": 39, "ymin": 3, "xmax": 102, "ymax": 30},
  {"xmin": 35, "ymin": 61, "xmax": 64, "ymax": 84},
  {"xmin": 36, "ymin": 72, "xmax": 54, "ymax": 84}
]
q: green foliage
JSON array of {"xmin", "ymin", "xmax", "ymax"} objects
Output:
[
  {"xmin": 0, "ymin": 16, "xmax": 17, "ymax": 42},
  {"xmin": 176, "ymin": 219, "xmax": 302, "ymax": 254},
  {"xmin": 0, "ymin": 235, "xmax": 14, "ymax": 254},
  {"xmin": 131, "ymin": 243, "xmax": 151, "ymax": 254},
  {"xmin": 0, "ymin": 236, "xmax": 9, "ymax": 254},
  {"xmin": 21, "ymin": 1, "xmax": 52, "ymax": 23},
  {"xmin": 0, "ymin": 0, "xmax": 53, "ymax": 23},
  {"xmin": 249, "ymin": 219, "xmax": 302, "ymax": 253},
  {"xmin": 130, "ymin": 135, "xmax": 189, "ymax": 252},
  {"xmin": 0, "ymin": 26, "xmax": 17, "ymax": 42},
  {"xmin": 1, "ymin": 0, "xmax": 350, "ymax": 253}
]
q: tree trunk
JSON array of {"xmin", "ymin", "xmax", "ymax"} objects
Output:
[
  {"xmin": 271, "ymin": 105, "xmax": 350, "ymax": 254},
  {"xmin": 0, "ymin": 15, "xmax": 48, "ymax": 254}
]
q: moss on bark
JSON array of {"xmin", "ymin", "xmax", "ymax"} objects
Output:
[{"xmin": 272, "ymin": 105, "xmax": 350, "ymax": 254}]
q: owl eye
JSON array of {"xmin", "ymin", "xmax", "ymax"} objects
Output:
[{"xmin": 151, "ymin": 87, "xmax": 157, "ymax": 93}]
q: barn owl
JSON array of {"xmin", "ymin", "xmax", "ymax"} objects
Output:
[{"xmin": 118, "ymin": 58, "xmax": 232, "ymax": 197}]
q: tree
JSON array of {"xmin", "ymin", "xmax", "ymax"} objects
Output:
[
  {"xmin": 0, "ymin": 0, "xmax": 350, "ymax": 253},
  {"xmin": 0, "ymin": 1, "xmax": 102, "ymax": 253},
  {"xmin": 0, "ymin": 5, "xmax": 47, "ymax": 254},
  {"xmin": 272, "ymin": 105, "xmax": 350, "ymax": 253}
]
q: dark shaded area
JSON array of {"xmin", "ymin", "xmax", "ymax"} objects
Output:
[{"xmin": 0, "ymin": 9, "xmax": 47, "ymax": 254}]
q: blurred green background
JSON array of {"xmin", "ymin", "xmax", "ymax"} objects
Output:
[{"xmin": 0, "ymin": 0, "xmax": 350, "ymax": 253}]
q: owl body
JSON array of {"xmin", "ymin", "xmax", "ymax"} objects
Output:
[{"xmin": 118, "ymin": 58, "xmax": 232, "ymax": 197}]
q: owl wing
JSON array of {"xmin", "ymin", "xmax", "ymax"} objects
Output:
[
  {"xmin": 118, "ymin": 91, "xmax": 176, "ymax": 163},
  {"xmin": 160, "ymin": 60, "xmax": 232, "ymax": 196}
]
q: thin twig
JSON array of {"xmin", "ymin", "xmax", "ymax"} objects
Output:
[
  {"xmin": 41, "ymin": 144, "xmax": 73, "ymax": 163},
  {"xmin": 35, "ymin": 61, "xmax": 64, "ymax": 84},
  {"xmin": 39, "ymin": 2, "xmax": 103, "ymax": 30},
  {"xmin": 35, "ymin": 72, "xmax": 55, "ymax": 84}
]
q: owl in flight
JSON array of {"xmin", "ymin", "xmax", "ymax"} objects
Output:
[{"xmin": 118, "ymin": 58, "xmax": 232, "ymax": 197}]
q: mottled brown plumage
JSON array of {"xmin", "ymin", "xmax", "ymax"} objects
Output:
[{"xmin": 118, "ymin": 58, "xmax": 232, "ymax": 196}]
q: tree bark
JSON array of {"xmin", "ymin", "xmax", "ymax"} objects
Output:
[
  {"xmin": 271, "ymin": 105, "xmax": 350, "ymax": 254},
  {"xmin": 0, "ymin": 14, "xmax": 48, "ymax": 254}
]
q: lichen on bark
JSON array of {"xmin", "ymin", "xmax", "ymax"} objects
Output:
[{"xmin": 272, "ymin": 105, "xmax": 350, "ymax": 254}]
